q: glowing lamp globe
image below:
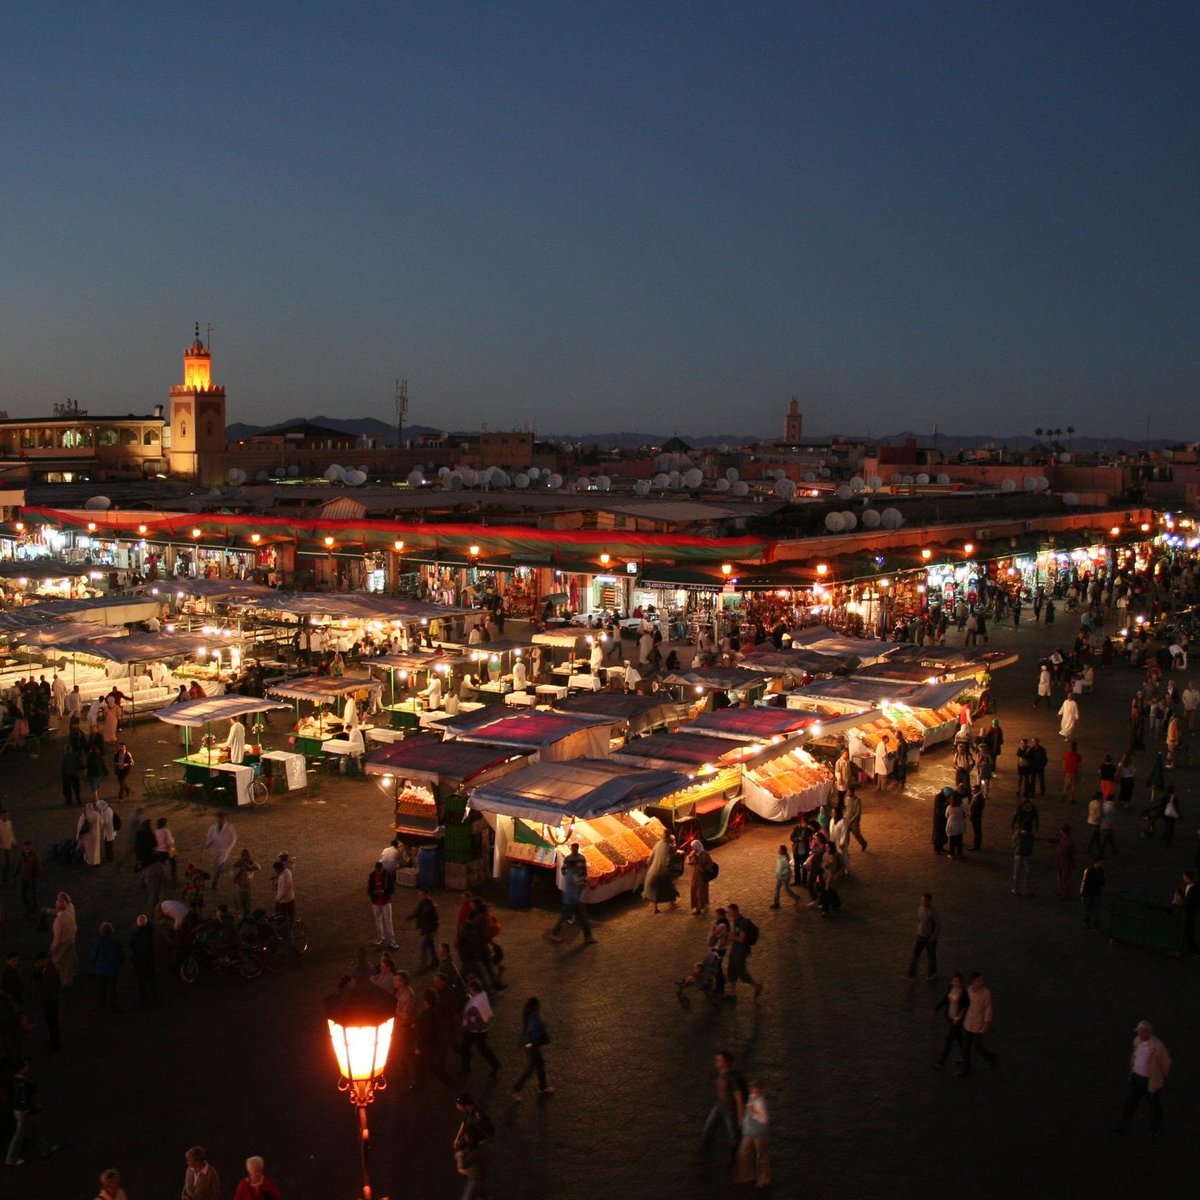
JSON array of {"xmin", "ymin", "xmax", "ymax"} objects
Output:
[{"xmin": 325, "ymin": 982, "xmax": 396, "ymax": 1105}]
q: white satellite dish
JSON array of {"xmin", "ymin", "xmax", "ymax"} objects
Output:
[
  {"xmin": 715, "ymin": 478, "xmax": 730, "ymax": 492},
  {"xmin": 825, "ymin": 512, "xmax": 845, "ymax": 533},
  {"xmin": 345, "ymin": 470, "xmax": 367, "ymax": 486},
  {"xmin": 881, "ymin": 507, "xmax": 903, "ymax": 529},
  {"xmin": 836, "ymin": 484, "xmax": 852, "ymax": 500},
  {"xmin": 85, "ymin": 495, "xmax": 111, "ymax": 511},
  {"xmin": 916, "ymin": 473, "xmax": 930, "ymax": 485},
  {"xmin": 324, "ymin": 465, "xmax": 344, "ymax": 483},
  {"xmin": 1001, "ymin": 478, "xmax": 1016, "ymax": 492},
  {"xmin": 406, "ymin": 469, "xmax": 424, "ymax": 487},
  {"xmin": 1063, "ymin": 492, "xmax": 1078, "ymax": 506},
  {"xmin": 287, "ymin": 465, "xmax": 300, "ymax": 478},
  {"xmin": 652, "ymin": 473, "xmax": 669, "ymax": 489},
  {"xmin": 726, "ymin": 467, "xmax": 739, "ymax": 482},
  {"xmin": 936, "ymin": 473, "xmax": 950, "ymax": 485},
  {"xmin": 684, "ymin": 468, "xmax": 703, "ymax": 489},
  {"xmin": 840, "ymin": 510, "xmax": 857, "ymax": 531},
  {"xmin": 775, "ymin": 478, "xmax": 796, "ymax": 499},
  {"xmin": 635, "ymin": 479, "xmax": 651, "ymax": 495},
  {"xmin": 596, "ymin": 475, "xmax": 611, "ymax": 491},
  {"xmin": 862, "ymin": 508, "xmax": 881, "ymax": 529},
  {"xmin": 732, "ymin": 480, "xmax": 749, "ymax": 497},
  {"xmin": 514, "ymin": 473, "xmax": 530, "ymax": 489},
  {"xmin": 546, "ymin": 473, "xmax": 563, "ymax": 490}
]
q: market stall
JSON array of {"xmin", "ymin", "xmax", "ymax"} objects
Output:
[
  {"xmin": 788, "ymin": 627, "xmax": 902, "ymax": 667},
  {"xmin": 369, "ymin": 650, "xmax": 474, "ymax": 728},
  {"xmin": 449, "ymin": 709, "xmax": 620, "ymax": 763},
  {"xmin": 552, "ymin": 691, "xmax": 693, "ymax": 739},
  {"xmin": 267, "ymin": 673, "xmax": 382, "ymax": 760},
  {"xmin": 156, "ymin": 694, "xmax": 292, "ymax": 804},
  {"xmin": 740, "ymin": 744, "xmax": 835, "ymax": 821},
  {"xmin": 468, "ymin": 758, "xmax": 687, "ymax": 903},
  {"xmin": 676, "ymin": 706, "xmax": 817, "ymax": 743},
  {"xmin": 660, "ymin": 666, "xmax": 770, "ymax": 707},
  {"xmin": 364, "ymin": 738, "xmax": 532, "ymax": 888}
]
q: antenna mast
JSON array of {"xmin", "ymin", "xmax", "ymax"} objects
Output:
[{"xmin": 395, "ymin": 378, "xmax": 408, "ymax": 448}]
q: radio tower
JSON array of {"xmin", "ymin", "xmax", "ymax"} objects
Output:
[{"xmin": 395, "ymin": 378, "xmax": 408, "ymax": 448}]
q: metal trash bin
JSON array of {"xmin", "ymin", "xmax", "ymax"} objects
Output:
[
  {"xmin": 417, "ymin": 844, "xmax": 440, "ymax": 890},
  {"xmin": 508, "ymin": 863, "xmax": 533, "ymax": 910}
]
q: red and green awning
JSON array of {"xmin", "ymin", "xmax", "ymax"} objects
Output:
[{"xmin": 19, "ymin": 507, "xmax": 773, "ymax": 566}]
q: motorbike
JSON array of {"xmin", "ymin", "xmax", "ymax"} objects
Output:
[{"xmin": 179, "ymin": 923, "xmax": 268, "ymax": 983}]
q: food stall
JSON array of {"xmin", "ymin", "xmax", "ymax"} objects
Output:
[
  {"xmin": 612, "ymin": 731, "xmax": 761, "ymax": 844},
  {"xmin": 880, "ymin": 681, "xmax": 971, "ymax": 748},
  {"xmin": 531, "ymin": 628, "xmax": 617, "ymax": 689},
  {"xmin": 364, "ymin": 738, "xmax": 532, "ymax": 889},
  {"xmin": 156, "ymin": 694, "xmax": 292, "ymax": 805},
  {"xmin": 740, "ymin": 745, "xmax": 835, "ymax": 821},
  {"xmin": 552, "ymin": 691, "xmax": 693, "ymax": 741},
  {"xmin": 448, "ymin": 709, "xmax": 620, "ymax": 763},
  {"xmin": 468, "ymin": 758, "xmax": 687, "ymax": 903},
  {"xmin": 660, "ymin": 666, "xmax": 771, "ymax": 709},
  {"xmin": 737, "ymin": 643, "xmax": 857, "ymax": 677},
  {"xmin": 676, "ymin": 706, "xmax": 818, "ymax": 744},
  {"xmin": 267, "ymin": 674, "xmax": 382, "ymax": 761},
  {"xmin": 788, "ymin": 627, "xmax": 902, "ymax": 667},
  {"xmin": 369, "ymin": 650, "xmax": 475, "ymax": 729}
]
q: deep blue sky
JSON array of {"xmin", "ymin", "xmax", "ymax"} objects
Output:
[{"xmin": 1, "ymin": 2, "xmax": 1196, "ymax": 439}]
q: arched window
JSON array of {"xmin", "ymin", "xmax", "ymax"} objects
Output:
[
  {"xmin": 143, "ymin": 429, "xmax": 160, "ymax": 446},
  {"xmin": 181, "ymin": 421, "xmax": 187, "ymax": 438},
  {"xmin": 99, "ymin": 427, "xmax": 119, "ymax": 446},
  {"xmin": 119, "ymin": 427, "xmax": 137, "ymax": 446}
]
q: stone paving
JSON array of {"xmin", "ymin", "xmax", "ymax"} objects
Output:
[{"xmin": 0, "ymin": 613, "xmax": 1197, "ymax": 1200}]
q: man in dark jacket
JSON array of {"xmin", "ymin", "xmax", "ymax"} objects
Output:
[
  {"xmin": 90, "ymin": 923, "xmax": 125, "ymax": 1014},
  {"xmin": 367, "ymin": 862, "xmax": 397, "ymax": 949},
  {"xmin": 408, "ymin": 889, "xmax": 440, "ymax": 971}
]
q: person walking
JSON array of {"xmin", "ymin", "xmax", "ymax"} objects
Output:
[
  {"xmin": 770, "ymin": 844, "xmax": 800, "ymax": 908},
  {"xmin": 96, "ymin": 1167, "xmax": 129, "ymax": 1199},
  {"xmin": 701, "ymin": 1051, "xmax": 747, "ymax": 1164},
  {"xmin": 1027, "ymin": 737, "xmax": 1048, "ymax": 796},
  {"xmin": 112, "ymin": 742, "xmax": 134, "ymax": 799},
  {"xmin": 1061, "ymin": 741, "xmax": 1081, "ymax": 803},
  {"xmin": 232, "ymin": 849, "xmax": 260, "ymax": 920},
  {"xmin": 452, "ymin": 1092, "xmax": 494, "ymax": 1199},
  {"xmin": 460, "ymin": 978, "xmax": 501, "ymax": 1074},
  {"xmin": 408, "ymin": 888, "xmax": 440, "ymax": 970},
  {"xmin": 205, "ymin": 812, "xmax": 237, "ymax": 889},
  {"xmin": 685, "ymin": 838, "xmax": 713, "ymax": 915},
  {"xmin": 5, "ymin": 1060, "xmax": 56, "ymax": 1165},
  {"xmin": 1160, "ymin": 787, "xmax": 1180, "ymax": 848},
  {"xmin": 643, "ymin": 832, "xmax": 679, "ymax": 914},
  {"xmin": 819, "ymin": 845, "xmax": 844, "ymax": 916},
  {"xmin": 725, "ymin": 904, "xmax": 763, "ymax": 999},
  {"xmin": 1098, "ymin": 795, "xmax": 1119, "ymax": 856},
  {"xmin": 1080, "ymin": 858, "xmax": 1106, "ymax": 931},
  {"xmin": 960, "ymin": 972, "xmax": 998, "ymax": 1074},
  {"xmin": 549, "ymin": 843, "xmax": 596, "ymax": 945},
  {"xmin": 1054, "ymin": 825, "xmax": 1076, "ymax": 900},
  {"xmin": 181, "ymin": 1145, "xmax": 222, "ymax": 1200},
  {"xmin": 1058, "ymin": 693, "xmax": 1080, "ymax": 740},
  {"xmin": 90, "ymin": 922, "xmax": 124, "ymax": 1013},
  {"xmin": 945, "ymin": 794, "xmax": 967, "ymax": 859},
  {"xmin": 0, "ymin": 809, "xmax": 14, "ymax": 885},
  {"xmin": 732, "ymin": 1081, "xmax": 771, "ymax": 1188},
  {"xmin": 975, "ymin": 743, "xmax": 994, "ymax": 799},
  {"xmin": 95, "ymin": 798, "xmax": 117, "ymax": 863},
  {"xmin": 1011, "ymin": 824, "xmax": 1035, "ymax": 897},
  {"xmin": 968, "ymin": 785, "xmax": 986, "ymax": 852},
  {"xmin": 510, "ymin": 995, "xmax": 554, "ymax": 1100},
  {"xmin": 367, "ymin": 860, "xmax": 398, "ymax": 949},
  {"xmin": 59, "ymin": 744, "xmax": 82, "ymax": 807},
  {"xmin": 932, "ymin": 972, "xmax": 970, "ymax": 1069},
  {"xmin": 1035, "ymin": 663, "xmax": 1052, "ymax": 707},
  {"xmin": 1085, "ymin": 792, "xmax": 1103, "ymax": 855},
  {"xmin": 874, "ymin": 734, "xmax": 892, "ymax": 791},
  {"xmin": 845, "ymin": 789, "xmax": 868, "ymax": 851},
  {"xmin": 905, "ymin": 892, "xmax": 941, "ymax": 980},
  {"xmin": 1110, "ymin": 1021, "xmax": 1171, "ymax": 1138},
  {"xmin": 273, "ymin": 857, "xmax": 295, "ymax": 925},
  {"xmin": 48, "ymin": 892, "xmax": 78, "ymax": 988}
]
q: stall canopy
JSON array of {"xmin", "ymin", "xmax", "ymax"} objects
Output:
[
  {"xmin": 12, "ymin": 622, "xmax": 121, "ymax": 648},
  {"xmin": 372, "ymin": 652, "xmax": 473, "ymax": 672},
  {"xmin": 468, "ymin": 758, "xmax": 690, "ymax": 822},
  {"xmin": 363, "ymin": 739, "xmax": 529, "ymax": 785},
  {"xmin": 612, "ymin": 731, "xmax": 759, "ymax": 770},
  {"xmin": 0, "ymin": 560, "xmax": 93, "ymax": 581},
  {"xmin": 12, "ymin": 595, "xmax": 162, "ymax": 626},
  {"xmin": 432, "ymin": 706, "xmax": 523, "ymax": 736},
  {"xmin": 897, "ymin": 681, "xmax": 972, "ymax": 712},
  {"xmin": 163, "ymin": 580, "xmax": 277, "ymax": 603},
  {"xmin": 532, "ymin": 629, "xmax": 595, "ymax": 651},
  {"xmin": 788, "ymin": 628, "xmax": 901, "ymax": 665},
  {"xmin": 737, "ymin": 644, "xmax": 857, "ymax": 673},
  {"xmin": 553, "ymin": 692, "xmax": 691, "ymax": 738},
  {"xmin": 678, "ymin": 707, "xmax": 816, "ymax": 741},
  {"xmin": 242, "ymin": 592, "xmax": 477, "ymax": 623},
  {"xmin": 791, "ymin": 677, "xmax": 911, "ymax": 708},
  {"xmin": 438, "ymin": 638, "xmax": 534, "ymax": 657},
  {"xmin": 54, "ymin": 632, "xmax": 244, "ymax": 664},
  {"xmin": 454, "ymin": 711, "xmax": 617, "ymax": 761},
  {"xmin": 661, "ymin": 666, "xmax": 770, "ymax": 691},
  {"xmin": 156, "ymin": 695, "xmax": 290, "ymax": 726},
  {"xmin": 267, "ymin": 674, "xmax": 382, "ymax": 701}
]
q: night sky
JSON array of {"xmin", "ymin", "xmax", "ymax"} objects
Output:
[{"xmin": 1, "ymin": 2, "xmax": 1196, "ymax": 439}]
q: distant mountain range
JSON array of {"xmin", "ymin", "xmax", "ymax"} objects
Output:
[{"xmin": 225, "ymin": 417, "xmax": 1183, "ymax": 453}]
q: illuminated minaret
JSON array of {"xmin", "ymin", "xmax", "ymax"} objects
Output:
[{"xmin": 169, "ymin": 323, "xmax": 226, "ymax": 480}]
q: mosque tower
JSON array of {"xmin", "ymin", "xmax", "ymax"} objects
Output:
[
  {"xmin": 169, "ymin": 323, "xmax": 227, "ymax": 482},
  {"xmin": 784, "ymin": 396, "xmax": 802, "ymax": 443}
]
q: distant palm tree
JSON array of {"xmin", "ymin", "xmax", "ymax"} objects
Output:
[
  {"xmin": 1034, "ymin": 427, "xmax": 1044, "ymax": 441},
  {"xmin": 1066, "ymin": 425, "xmax": 1075, "ymax": 449}
]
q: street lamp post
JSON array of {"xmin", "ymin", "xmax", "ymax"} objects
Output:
[{"xmin": 325, "ymin": 980, "xmax": 396, "ymax": 1200}]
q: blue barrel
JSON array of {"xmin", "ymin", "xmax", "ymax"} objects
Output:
[
  {"xmin": 417, "ymin": 845, "xmax": 440, "ymax": 890},
  {"xmin": 508, "ymin": 863, "xmax": 533, "ymax": 910}
]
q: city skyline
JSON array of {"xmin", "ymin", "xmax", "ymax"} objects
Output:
[{"xmin": 1, "ymin": 3, "xmax": 1196, "ymax": 438}]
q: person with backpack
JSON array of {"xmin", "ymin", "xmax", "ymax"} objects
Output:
[{"xmin": 725, "ymin": 904, "xmax": 763, "ymax": 1001}]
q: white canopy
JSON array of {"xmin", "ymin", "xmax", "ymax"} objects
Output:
[{"xmin": 155, "ymin": 695, "xmax": 290, "ymax": 727}]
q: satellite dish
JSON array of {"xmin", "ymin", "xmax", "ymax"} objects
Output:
[
  {"xmin": 819, "ymin": 467, "xmax": 831, "ymax": 478},
  {"xmin": 866, "ymin": 475, "xmax": 883, "ymax": 489},
  {"xmin": 634, "ymin": 478, "xmax": 651, "ymax": 495},
  {"xmin": 719, "ymin": 444, "xmax": 731, "ymax": 454},
  {"xmin": 901, "ymin": 475, "xmax": 914, "ymax": 486},
  {"xmin": 881, "ymin": 507, "xmax": 903, "ymax": 529},
  {"xmin": 255, "ymin": 470, "xmax": 269, "ymax": 482},
  {"xmin": 596, "ymin": 475, "xmax": 611, "ymax": 491},
  {"xmin": 775, "ymin": 478, "xmax": 796, "ymax": 499},
  {"xmin": 862, "ymin": 508, "xmax": 882, "ymax": 529},
  {"xmin": 527, "ymin": 467, "xmax": 541, "ymax": 481},
  {"xmin": 936, "ymin": 473, "xmax": 950, "ymax": 485},
  {"xmin": 825, "ymin": 512, "xmax": 845, "ymax": 533},
  {"xmin": 1059, "ymin": 453, "xmax": 1072, "ymax": 464},
  {"xmin": 916, "ymin": 473, "xmax": 930, "ymax": 485},
  {"xmin": 732, "ymin": 480, "xmax": 749, "ymax": 497},
  {"xmin": 652, "ymin": 473, "xmax": 670, "ymax": 489},
  {"xmin": 492, "ymin": 471, "xmax": 510, "ymax": 489},
  {"xmin": 836, "ymin": 484, "xmax": 852, "ymax": 500},
  {"xmin": 1036, "ymin": 476, "xmax": 1050, "ymax": 490},
  {"xmin": 849, "ymin": 476, "xmax": 865, "ymax": 492},
  {"xmin": 1023, "ymin": 476, "xmax": 1037, "ymax": 491},
  {"xmin": 546, "ymin": 473, "xmax": 563, "ymax": 490},
  {"xmin": 715, "ymin": 478, "xmax": 730, "ymax": 492},
  {"xmin": 323, "ymin": 466, "xmax": 342, "ymax": 483},
  {"xmin": 803, "ymin": 472, "xmax": 816, "ymax": 483},
  {"xmin": 406, "ymin": 469, "xmax": 424, "ymax": 487},
  {"xmin": 1063, "ymin": 492, "xmax": 1079, "ymax": 506},
  {"xmin": 85, "ymin": 495, "xmax": 111, "ymax": 511},
  {"xmin": 458, "ymin": 468, "xmax": 476, "ymax": 487},
  {"xmin": 437, "ymin": 466, "xmax": 450, "ymax": 478},
  {"xmin": 726, "ymin": 467, "xmax": 739, "ymax": 482},
  {"xmin": 514, "ymin": 473, "xmax": 530, "ymax": 489},
  {"xmin": 447, "ymin": 474, "xmax": 464, "ymax": 490},
  {"xmin": 667, "ymin": 470, "xmax": 682, "ymax": 489},
  {"xmin": 1001, "ymin": 478, "xmax": 1016, "ymax": 492},
  {"xmin": 345, "ymin": 470, "xmax": 367, "ymax": 486},
  {"xmin": 840, "ymin": 510, "xmax": 857, "ymax": 531},
  {"xmin": 684, "ymin": 468, "xmax": 703, "ymax": 489},
  {"xmin": 287, "ymin": 465, "xmax": 300, "ymax": 477}
]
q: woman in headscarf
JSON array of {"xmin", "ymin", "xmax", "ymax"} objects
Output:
[
  {"xmin": 76, "ymin": 802, "xmax": 102, "ymax": 867},
  {"xmin": 642, "ymin": 832, "xmax": 678, "ymax": 914}
]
